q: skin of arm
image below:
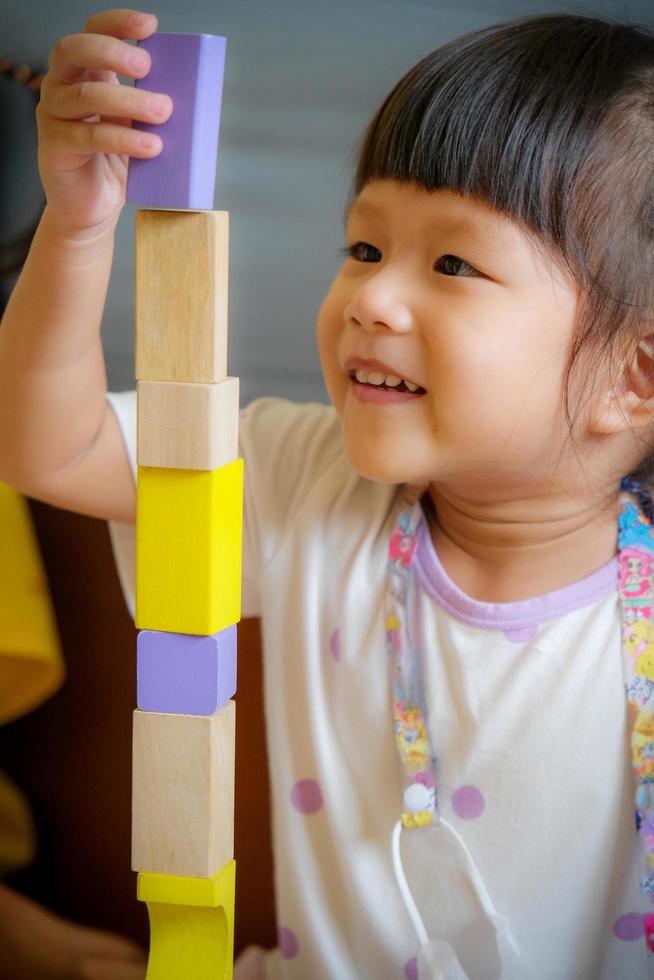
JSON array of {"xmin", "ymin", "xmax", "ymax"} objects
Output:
[
  {"xmin": 0, "ymin": 8, "xmax": 170, "ymax": 525},
  {"xmin": 0, "ymin": 209, "xmax": 135, "ymax": 523}
]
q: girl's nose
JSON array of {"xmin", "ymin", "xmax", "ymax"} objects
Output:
[{"xmin": 345, "ymin": 274, "xmax": 414, "ymax": 335}]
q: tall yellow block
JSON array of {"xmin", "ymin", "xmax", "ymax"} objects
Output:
[
  {"xmin": 135, "ymin": 210, "xmax": 229, "ymax": 383},
  {"xmin": 136, "ymin": 459, "xmax": 243, "ymax": 635},
  {"xmin": 132, "ymin": 703, "xmax": 235, "ymax": 877},
  {"xmin": 138, "ymin": 860, "xmax": 235, "ymax": 980}
]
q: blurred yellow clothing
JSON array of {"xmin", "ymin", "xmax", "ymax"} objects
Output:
[
  {"xmin": 0, "ymin": 768, "xmax": 38, "ymax": 874},
  {"xmin": 0, "ymin": 481, "xmax": 64, "ymax": 874}
]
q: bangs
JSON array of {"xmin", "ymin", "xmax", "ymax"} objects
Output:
[
  {"xmin": 353, "ymin": 13, "xmax": 654, "ymax": 480},
  {"xmin": 354, "ymin": 14, "xmax": 654, "ymax": 244}
]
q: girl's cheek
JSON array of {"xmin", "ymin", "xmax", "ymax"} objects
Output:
[{"xmin": 316, "ymin": 289, "xmax": 340, "ymax": 341}]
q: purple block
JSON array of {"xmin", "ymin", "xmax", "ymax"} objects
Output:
[
  {"xmin": 137, "ymin": 625, "xmax": 237, "ymax": 715},
  {"xmin": 126, "ymin": 32, "xmax": 226, "ymax": 210}
]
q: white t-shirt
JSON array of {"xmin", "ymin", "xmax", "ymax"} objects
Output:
[{"xmin": 106, "ymin": 391, "xmax": 648, "ymax": 980}]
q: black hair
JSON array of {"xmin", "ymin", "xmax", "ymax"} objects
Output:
[{"xmin": 353, "ymin": 13, "xmax": 654, "ymax": 480}]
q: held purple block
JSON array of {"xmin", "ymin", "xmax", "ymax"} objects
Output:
[
  {"xmin": 126, "ymin": 32, "xmax": 226, "ymax": 210},
  {"xmin": 137, "ymin": 625, "xmax": 237, "ymax": 716}
]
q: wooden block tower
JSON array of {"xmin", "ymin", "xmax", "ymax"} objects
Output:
[{"xmin": 126, "ymin": 31, "xmax": 240, "ymax": 980}]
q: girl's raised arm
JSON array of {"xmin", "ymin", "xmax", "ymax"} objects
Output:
[{"xmin": 0, "ymin": 9, "xmax": 171, "ymax": 523}]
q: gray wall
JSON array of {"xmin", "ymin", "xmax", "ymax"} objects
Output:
[{"xmin": 4, "ymin": 0, "xmax": 653, "ymax": 404}]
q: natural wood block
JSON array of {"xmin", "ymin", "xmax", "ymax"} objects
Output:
[
  {"xmin": 135, "ymin": 460, "xmax": 242, "ymax": 635},
  {"xmin": 137, "ymin": 378, "xmax": 239, "ymax": 470},
  {"xmin": 132, "ymin": 703, "xmax": 235, "ymax": 877},
  {"xmin": 135, "ymin": 210, "xmax": 228, "ymax": 383},
  {"xmin": 138, "ymin": 861, "xmax": 235, "ymax": 980}
]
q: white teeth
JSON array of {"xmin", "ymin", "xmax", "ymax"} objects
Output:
[{"xmin": 353, "ymin": 368, "xmax": 421, "ymax": 390}]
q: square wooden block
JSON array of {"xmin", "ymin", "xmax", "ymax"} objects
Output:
[
  {"xmin": 132, "ymin": 702, "xmax": 235, "ymax": 877},
  {"xmin": 137, "ymin": 378, "xmax": 239, "ymax": 470}
]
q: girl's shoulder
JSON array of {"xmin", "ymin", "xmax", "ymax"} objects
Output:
[
  {"xmin": 239, "ymin": 396, "xmax": 345, "ymax": 481},
  {"xmin": 240, "ymin": 395, "xmax": 400, "ymax": 537}
]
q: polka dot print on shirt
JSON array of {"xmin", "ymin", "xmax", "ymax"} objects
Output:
[
  {"xmin": 451, "ymin": 784, "xmax": 485, "ymax": 819},
  {"xmin": 502, "ymin": 625, "xmax": 537, "ymax": 643},
  {"xmin": 290, "ymin": 778, "xmax": 324, "ymax": 814},
  {"xmin": 613, "ymin": 913, "xmax": 645, "ymax": 941},
  {"xmin": 404, "ymin": 956, "xmax": 418, "ymax": 979},
  {"xmin": 278, "ymin": 925, "xmax": 299, "ymax": 959}
]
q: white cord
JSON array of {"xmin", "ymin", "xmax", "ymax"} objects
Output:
[
  {"xmin": 392, "ymin": 819, "xmax": 430, "ymax": 946},
  {"xmin": 438, "ymin": 819, "xmax": 498, "ymax": 922},
  {"xmin": 392, "ymin": 817, "xmax": 522, "ymax": 964}
]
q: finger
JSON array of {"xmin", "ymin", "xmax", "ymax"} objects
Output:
[
  {"xmin": 71, "ymin": 925, "xmax": 147, "ymax": 966},
  {"xmin": 83, "ymin": 11, "xmax": 157, "ymax": 87},
  {"xmin": 80, "ymin": 957, "xmax": 147, "ymax": 980},
  {"xmin": 50, "ymin": 79, "xmax": 172, "ymax": 125},
  {"xmin": 83, "ymin": 8, "xmax": 158, "ymax": 41},
  {"xmin": 82, "ymin": 68, "xmax": 121, "ymax": 85},
  {"xmin": 45, "ymin": 115, "xmax": 163, "ymax": 159},
  {"xmin": 47, "ymin": 32, "xmax": 152, "ymax": 85}
]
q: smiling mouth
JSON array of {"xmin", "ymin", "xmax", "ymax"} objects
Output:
[{"xmin": 349, "ymin": 368, "xmax": 427, "ymax": 395}]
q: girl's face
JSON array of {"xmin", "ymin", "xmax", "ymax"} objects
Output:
[{"xmin": 316, "ymin": 179, "xmax": 584, "ymax": 496}]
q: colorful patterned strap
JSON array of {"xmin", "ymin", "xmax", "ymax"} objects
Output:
[
  {"xmin": 619, "ymin": 481, "xmax": 654, "ymax": 963},
  {"xmin": 387, "ymin": 480, "xmax": 654, "ymax": 970},
  {"xmin": 386, "ymin": 494, "xmax": 438, "ymax": 829}
]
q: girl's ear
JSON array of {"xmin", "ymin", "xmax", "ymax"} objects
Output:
[{"xmin": 591, "ymin": 336, "xmax": 654, "ymax": 434}]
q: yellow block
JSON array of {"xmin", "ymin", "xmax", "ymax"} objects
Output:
[
  {"xmin": 136, "ymin": 460, "xmax": 243, "ymax": 635},
  {"xmin": 138, "ymin": 857, "xmax": 235, "ymax": 907},
  {"xmin": 138, "ymin": 860, "xmax": 235, "ymax": 980}
]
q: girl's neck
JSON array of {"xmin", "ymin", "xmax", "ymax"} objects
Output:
[{"xmin": 424, "ymin": 484, "xmax": 621, "ymax": 603}]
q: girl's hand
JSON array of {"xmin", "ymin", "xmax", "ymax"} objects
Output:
[
  {"xmin": 0, "ymin": 882, "xmax": 146, "ymax": 980},
  {"xmin": 36, "ymin": 9, "xmax": 173, "ymax": 237}
]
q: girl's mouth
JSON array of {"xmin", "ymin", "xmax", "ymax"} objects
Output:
[{"xmin": 349, "ymin": 369, "xmax": 426, "ymax": 403}]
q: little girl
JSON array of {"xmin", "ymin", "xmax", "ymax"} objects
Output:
[{"xmin": 1, "ymin": 7, "xmax": 654, "ymax": 979}]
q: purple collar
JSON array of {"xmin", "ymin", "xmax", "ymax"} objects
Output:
[{"xmin": 413, "ymin": 515, "xmax": 618, "ymax": 640}]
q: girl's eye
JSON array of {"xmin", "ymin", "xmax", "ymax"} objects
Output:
[
  {"xmin": 434, "ymin": 254, "xmax": 478, "ymax": 277},
  {"xmin": 340, "ymin": 241, "xmax": 382, "ymax": 263},
  {"xmin": 339, "ymin": 245, "xmax": 478, "ymax": 276}
]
